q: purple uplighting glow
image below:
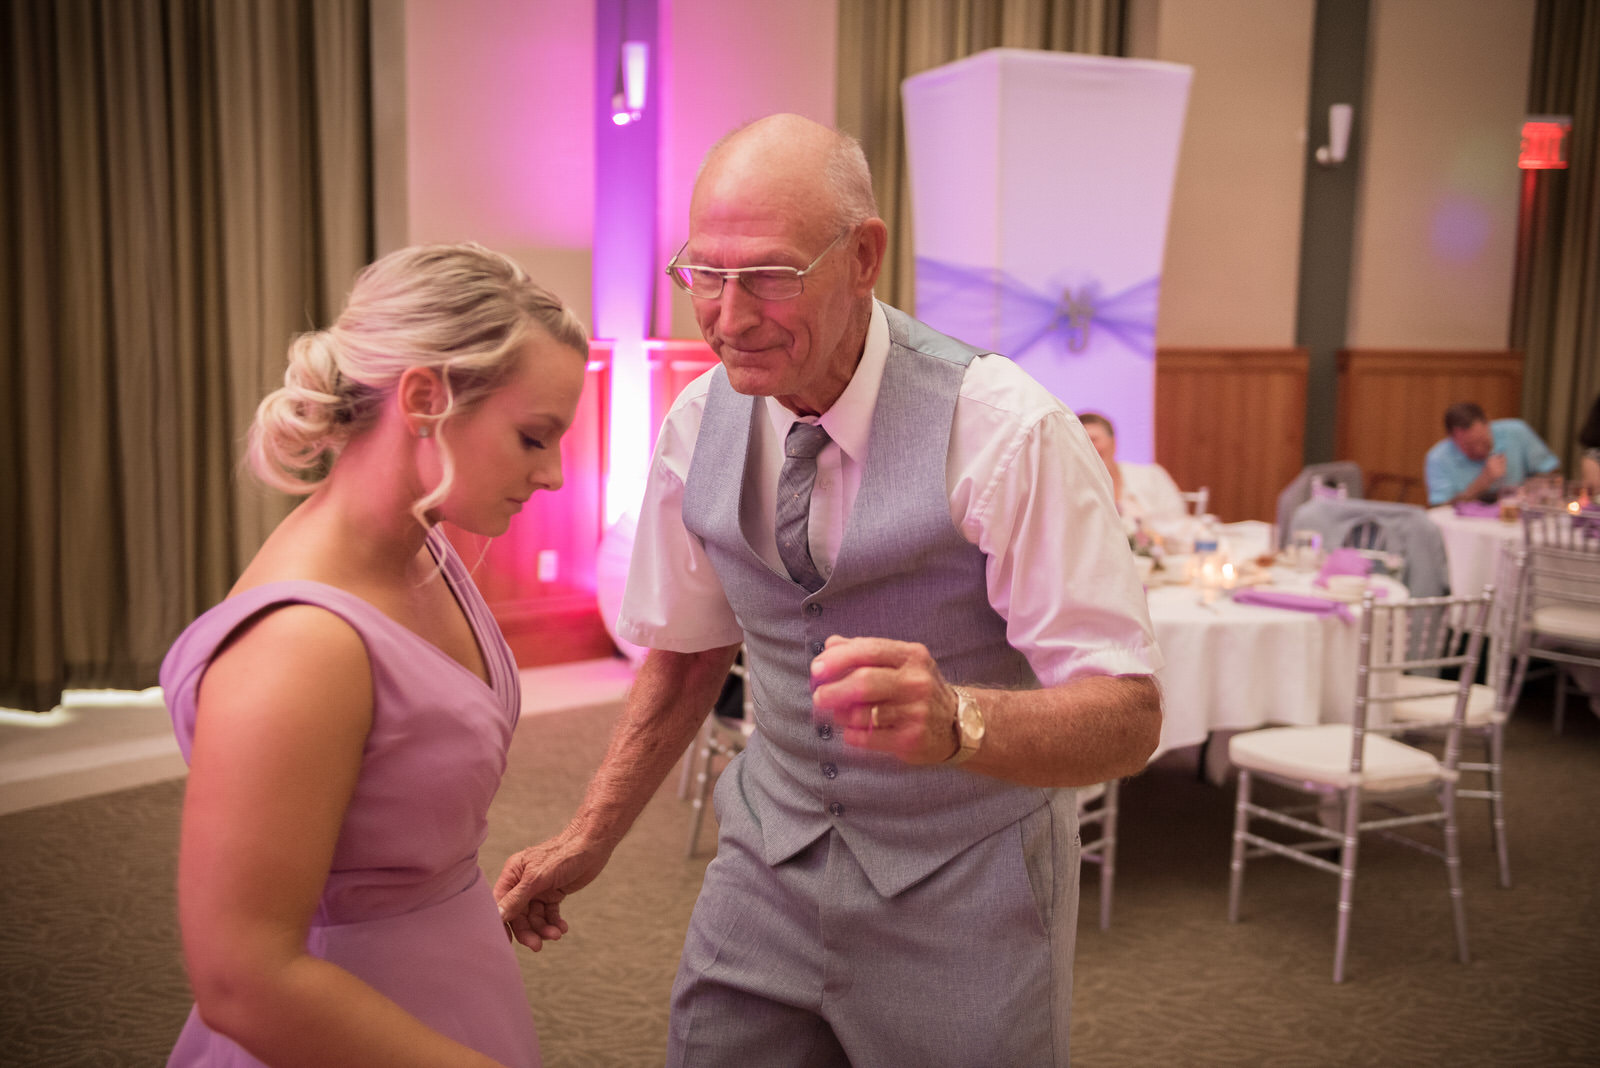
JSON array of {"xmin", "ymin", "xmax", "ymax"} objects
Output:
[
  {"xmin": 594, "ymin": 0, "xmax": 660, "ymax": 523},
  {"xmin": 1430, "ymin": 195, "xmax": 1492, "ymax": 262}
]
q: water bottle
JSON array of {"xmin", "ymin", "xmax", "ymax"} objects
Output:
[{"xmin": 1194, "ymin": 514, "xmax": 1221, "ymax": 563}]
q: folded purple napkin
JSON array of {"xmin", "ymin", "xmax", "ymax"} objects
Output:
[
  {"xmin": 1453, "ymin": 500, "xmax": 1501, "ymax": 518},
  {"xmin": 1314, "ymin": 548, "xmax": 1372, "ymax": 587},
  {"xmin": 1231, "ymin": 588, "xmax": 1354, "ymax": 623}
]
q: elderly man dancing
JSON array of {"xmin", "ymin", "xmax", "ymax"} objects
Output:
[{"xmin": 497, "ymin": 113, "xmax": 1163, "ymax": 1067}]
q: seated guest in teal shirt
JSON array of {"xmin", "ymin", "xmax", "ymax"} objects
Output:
[{"xmin": 1426, "ymin": 401, "xmax": 1561, "ymax": 505}]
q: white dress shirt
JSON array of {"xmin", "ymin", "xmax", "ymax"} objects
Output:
[
  {"xmin": 617, "ymin": 302, "xmax": 1162, "ymax": 688},
  {"xmin": 1118, "ymin": 461, "xmax": 1189, "ymax": 526}
]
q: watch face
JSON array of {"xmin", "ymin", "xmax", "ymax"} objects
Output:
[{"xmin": 958, "ymin": 691, "xmax": 985, "ymax": 744}]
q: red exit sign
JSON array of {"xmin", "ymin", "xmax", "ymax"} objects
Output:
[{"xmin": 1520, "ymin": 116, "xmax": 1570, "ymax": 170}]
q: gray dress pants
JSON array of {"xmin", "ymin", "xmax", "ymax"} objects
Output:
[{"xmin": 667, "ymin": 758, "xmax": 1080, "ymax": 1067}]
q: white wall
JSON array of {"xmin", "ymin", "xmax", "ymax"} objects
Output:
[{"xmin": 1346, "ymin": 0, "xmax": 1536, "ymax": 349}]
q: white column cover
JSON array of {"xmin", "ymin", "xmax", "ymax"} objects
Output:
[{"xmin": 902, "ymin": 49, "xmax": 1192, "ymax": 463}]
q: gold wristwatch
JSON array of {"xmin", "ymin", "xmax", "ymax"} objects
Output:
[{"xmin": 945, "ymin": 686, "xmax": 985, "ymax": 765}]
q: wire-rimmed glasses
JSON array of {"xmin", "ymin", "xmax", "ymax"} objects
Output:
[{"xmin": 664, "ymin": 229, "xmax": 850, "ymax": 301}]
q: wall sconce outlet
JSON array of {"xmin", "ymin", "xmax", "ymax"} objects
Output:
[{"xmin": 1316, "ymin": 103, "xmax": 1354, "ymax": 167}]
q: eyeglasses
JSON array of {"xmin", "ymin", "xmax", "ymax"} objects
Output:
[{"xmin": 664, "ymin": 229, "xmax": 850, "ymax": 301}]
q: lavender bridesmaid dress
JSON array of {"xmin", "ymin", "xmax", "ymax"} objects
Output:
[{"xmin": 160, "ymin": 529, "xmax": 540, "ymax": 1067}]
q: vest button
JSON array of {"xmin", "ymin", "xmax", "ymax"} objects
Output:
[
  {"xmin": 806, "ymin": 602, "xmax": 822, "ymax": 617},
  {"xmin": 817, "ymin": 723, "xmax": 832, "ymax": 739},
  {"xmin": 828, "ymin": 801, "xmax": 844, "ymax": 817},
  {"xmin": 810, "ymin": 640, "xmax": 824, "ymax": 656},
  {"xmin": 822, "ymin": 763, "xmax": 838, "ymax": 779}
]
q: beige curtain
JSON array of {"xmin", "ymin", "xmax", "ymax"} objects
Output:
[
  {"xmin": 1, "ymin": 0, "xmax": 374, "ymax": 712},
  {"xmin": 835, "ymin": 0, "xmax": 1128, "ymax": 311},
  {"xmin": 1514, "ymin": 0, "xmax": 1600, "ymax": 473}
]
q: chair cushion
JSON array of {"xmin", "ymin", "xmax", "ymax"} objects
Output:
[
  {"xmin": 1531, "ymin": 605, "xmax": 1600, "ymax": 643},
  {"xmin": 1228, "ymin": 724, "xmax": 1444, "ymax": 792},
  {"xmin": 1077, "ymin": 781, "xmax": 1107, "ymax": 807},
  {"xmin": 1387, "ymin": 675, "xmax": 1500, "ymax": 726}
]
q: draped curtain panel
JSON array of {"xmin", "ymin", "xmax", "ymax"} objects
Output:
[
  {"xmin": 1514, "ymin": 0, "xmax": 1600, "ymax": 472},
  {"xmin": 0, "ymin": 0, "xmax": 374, "ymax": 712},
  {"xmin": 834, "ymin": 0, "xmax": 1127, "ymax": 311}
]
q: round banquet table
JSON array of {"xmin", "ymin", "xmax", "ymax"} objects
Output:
[
  {"xmin": 1145, "ymin": 570, "xmax": 1409, "ymax": 760},
  {"xmin": 1427, "ymin": 505, "xmax": 1522, "ymax": 597}
]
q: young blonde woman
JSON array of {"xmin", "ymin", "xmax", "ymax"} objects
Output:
[{"xmin": 161, "ymin": 244, "xmax": 587, "ymax": 1067}]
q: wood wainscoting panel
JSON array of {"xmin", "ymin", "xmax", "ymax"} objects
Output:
[
  {"xmin": 1336, "ymin": 349, "xmax": 1524, "ymax": 505},
  {"xmin": 1155, "ymin": 348, "xmax": 1309, "ymax": 523}
]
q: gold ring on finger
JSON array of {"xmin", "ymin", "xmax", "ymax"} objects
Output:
[{"xmin": 870, "ymin": 705, "xmax": 881, "ymax": 729}]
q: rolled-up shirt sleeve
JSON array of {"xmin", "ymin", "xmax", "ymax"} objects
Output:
[{"xmin": 952, "ymin": 359, "xmax": 1164, "ymax": 689}]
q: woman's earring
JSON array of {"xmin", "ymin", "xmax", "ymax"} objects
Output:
[{"xmin": 417, "ymin": 425, "xmax": 432, "ymax": 438}]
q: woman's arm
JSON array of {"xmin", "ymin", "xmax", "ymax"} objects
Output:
[{"xmin": 178, "ymin": 605, "xmax": 504, "ymax": 1067}]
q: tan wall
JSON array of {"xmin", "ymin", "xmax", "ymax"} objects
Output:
[
  {"xmin": 657, "ymin": 1, "xmax": 838, "ymax": 339},
  {"xmin": 398, "ymin": 0, "xmax": 836, "ymax": 337},
  {"xmin": 396, "ymin": 1, "xmax": 1535, "ymax": 354},
  {"xmin": 403, "ymin": 0, "xmax": 597, "ymax": 320},
  {"xmin": 1347, "ymin": 0, "xmax": 1536, "ymax": 349},
  {"xmin": 1145, "ymin": 0, "xmax": 1316, "ymax": 348}
]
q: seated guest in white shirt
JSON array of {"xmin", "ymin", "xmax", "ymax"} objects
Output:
[{"xmin": 1079, "ymin": 412, "xmax": 1187, "ymax": 528}]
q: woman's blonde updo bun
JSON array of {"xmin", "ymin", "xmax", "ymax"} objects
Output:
[{"xmin": 247, "ymin": 243, "xmax": 588, "ymax": 498}]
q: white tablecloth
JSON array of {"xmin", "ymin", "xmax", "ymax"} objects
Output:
[
  {"xmin": 1147, "ymin": 571, "xmax": 1408, "ymax": 759},
  {"xmin": 1428, "ymin": 505, "xmax": 1521, "ymax": 596}
]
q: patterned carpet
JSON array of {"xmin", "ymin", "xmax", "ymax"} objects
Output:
[{"xmin": 3, "ymin": 683, "xmax": 1598, "ymax": 1067}]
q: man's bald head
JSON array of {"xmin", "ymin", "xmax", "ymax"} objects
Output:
[{"xmin": 695, "ymin": 114, "xmax": 879, "ymax": 238}]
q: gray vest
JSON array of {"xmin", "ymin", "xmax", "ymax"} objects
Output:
[{"xmin": 681, "ymin": 304, "xmax": 1052, "ymax": 897}]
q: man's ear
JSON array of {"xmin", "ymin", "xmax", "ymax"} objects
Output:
[
  {"xmin": 851, "ymin": 218, "xmax": 889, "ymax": 296},
  {"xmin": 396, "ymin": 366, "xmax": 446, "ymax": 432}
]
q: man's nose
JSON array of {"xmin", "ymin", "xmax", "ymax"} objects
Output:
[{"xmin": 713, "ymin": 278, "xmax": 763, "ymax": 334}]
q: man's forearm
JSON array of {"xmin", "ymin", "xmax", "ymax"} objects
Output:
[
  {"xmin": 962, "ymin": 674, "xmax": 1162, "ymax": 788},
  {"xmin": 567, "ymin": 644, "xmax": 742, "ymax": 847}
]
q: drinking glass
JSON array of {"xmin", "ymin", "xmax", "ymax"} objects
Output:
[{"xmin": 1290, "ymin": 529, "xmax": 1322, "ymax": 571}]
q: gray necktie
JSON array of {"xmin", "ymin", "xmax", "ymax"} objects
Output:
[{"xmin": 776, "ymin": 422, "xmax": 831, "ymax": 592}]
